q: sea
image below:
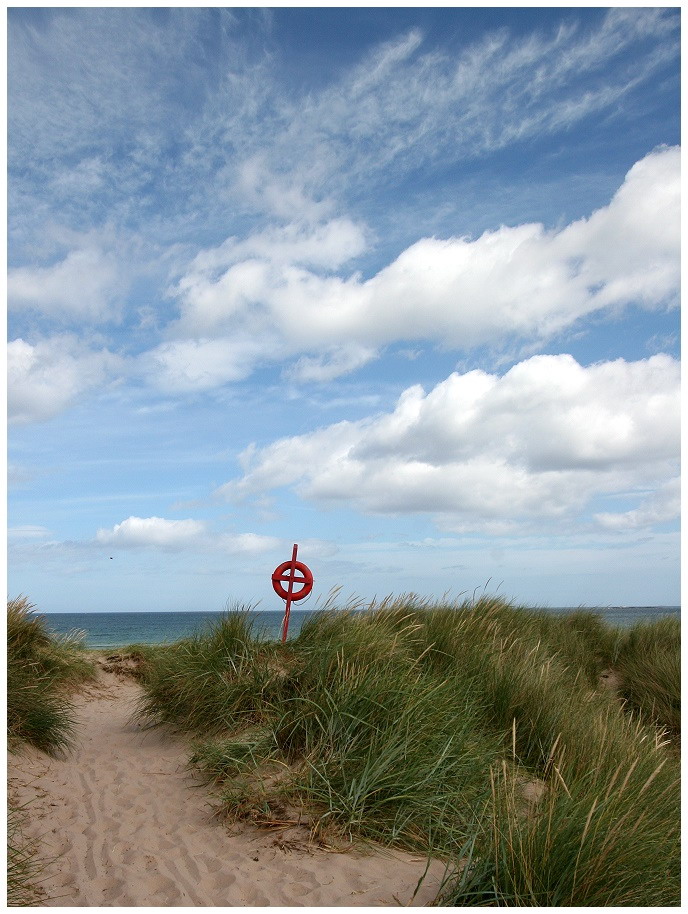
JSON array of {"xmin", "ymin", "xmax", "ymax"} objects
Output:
[{"xmin": 40, "ymin": 605, "xmax": 680, "ymax": 650}]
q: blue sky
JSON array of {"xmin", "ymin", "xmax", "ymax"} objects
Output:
[{"xmin": 7, "ymin": 7, "xmax": 680, "ymax": 613}]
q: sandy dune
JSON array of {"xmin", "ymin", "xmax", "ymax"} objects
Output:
[{"xmin": 8, "ymin": 668, "xmax": 447, "ymax": 906}]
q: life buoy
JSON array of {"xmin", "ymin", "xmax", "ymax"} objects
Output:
[{"xmin": 271, "ymin": 559, "xmax": 314, "ymax": 601}]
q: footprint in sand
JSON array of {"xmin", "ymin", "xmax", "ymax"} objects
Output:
[{"xmin": 7, "ymin": 667, "xmax": 445, "ymax": 906}]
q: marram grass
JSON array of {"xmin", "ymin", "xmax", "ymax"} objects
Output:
[
  {"xmin": 135, "ymin": 596, "xmax": 680, "ymax": 906},
  {"xmin": 7, "ymin": 803, "xmax": 43, "ymax": 906},
  {"xmin": 7, "ymin": 596, "xmax": 96, "ymax": 906},
  {"xmin": 613, "ymin": 615, "xmax": 680, "ymax": 736},
  {"xmin": 7, "ymin": 596, "xmax": 95, "ymax": 755}
]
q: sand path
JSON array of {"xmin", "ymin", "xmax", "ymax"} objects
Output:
[{"xmin": 8, "ymin": 669, "xmax": 446, "ymax": 906}]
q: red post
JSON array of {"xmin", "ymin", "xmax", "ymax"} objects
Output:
[
  {"xmin": 281, "ymin": 543, "xmax": 298, "ymax": 642},
  {"xmin": 272, "ymin": 544, "xmax": 313, "ymax": 642}
]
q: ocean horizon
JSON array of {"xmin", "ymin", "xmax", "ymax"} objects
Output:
[{"xmin": 40, "ymin": 605, "xmax": 681, "ymax": 650}]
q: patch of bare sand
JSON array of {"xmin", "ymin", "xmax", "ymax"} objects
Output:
[
  {"xmin": 598, "ymin": 668, "xmax": 622, "ymax": 693},
  {"xmin": 7, "ymin": 669, "xmax": 447, "ymax": 906}
]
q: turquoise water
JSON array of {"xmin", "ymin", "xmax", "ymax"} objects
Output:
[
  {"xmin": 40, "ymin": 605, "xmax": 680, "ymax": 650},
  {"xmin": 40, "ymin": 610, "xmax": 307, "ymax": 649}
]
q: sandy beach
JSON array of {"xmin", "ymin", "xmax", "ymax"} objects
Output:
[{"xmin": 8, "ymin": 664, "xmax": 446, "ymax": 906}]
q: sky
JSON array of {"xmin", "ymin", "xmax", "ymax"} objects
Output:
[{"xmin": 7, "ymin": 6, "xmax": 681, "ymax": 614}]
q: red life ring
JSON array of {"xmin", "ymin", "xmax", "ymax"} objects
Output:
[{"xmin": 271, "ymin": 559, "xmax": 314, "ymax": 602}]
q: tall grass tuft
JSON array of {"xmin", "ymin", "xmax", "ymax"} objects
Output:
[
  {"xmin": 135, "ymin": 608, "xmax": 289, "ymax": 734},
  {"xmin": 135, "ymin": 597, "xmax": 680, "ymax": 906},
  {"xmin": 442, "ymin": 753, "xmax": 680, "ymax": 906},
  {"xmin": 272, "ymin": 608, "xmax": 500, "ymax": 850},
  {"xmin": 613, "ymin": 616, "xmax": 680, "ymax": 736},
  {"xmin": 7, "ymin": 803, "xmax": 43, "ymax": 906},
  {"xmin": 7, "ymin": 596, "xmax": 96, "ymax": 906},
  {"xmin": 7, "ymin": 596, "xmax": 94, "ymax": 755}
]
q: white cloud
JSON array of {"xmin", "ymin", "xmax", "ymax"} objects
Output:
[
  {"xmin": 8, "ymin": 335, "xmax": 121, "ymax": 424},
  {"xmin": 7, "ymin": 147, "xmax": 680, "ymax": 427},
  {"xmin": 9, "ymin": 8, "xmax": 678, "ymax": 255},
  {"xmin": 176, "ymin": 220, "xmax": 366, "ymax": 289},
  {"xmin": 594, "ymin": 477, "xmax": 680, "ymax": 532},
  {"xmin": 162, "ymin": 146, "xmax": 678, "ymax": 387},
  {"xmin": 95, "ymin": 516, "xmax": 281, "ymax": 556},
  {"xmin": 141, "ymin": 335, "xmax": 281, "ymax": 393},
  {"xmin": 285, "ymin": 343, "xmax": 379, "ymax": 383},
  {"xmin": 218, "ymin": 353, "xmax": 679, "ymax": 534},
  {"xmin": 553, "ymin": 147, "xmax": 679, "ymax": 311},
  {"xmin": 220, "ymin": 9, "xmax": 677, "ymax": 211},
  {"xmin": 232, "ymin": 156, "xmax": 335, "ymax": 223},
  {"xmin": 218, "ymin": 533, "xmax": 281, "ymax": 555},
  {"xmin": 50, "ymin": 156, "xmax": 107, "ymax": 197},
  {"xmin": 96, "ymin": 516, "xmax": 206, "ymax": 550},
  {"xmin": 170, "ymin": 218, "xmax": 367, "ymax": 337},
  {"xmin": 8, "ymin": 525, "xmax": 52, "ymax": 540},
  {"xmin": 8, "ymin": 247, "xmax": 122, "ymax": 322}
]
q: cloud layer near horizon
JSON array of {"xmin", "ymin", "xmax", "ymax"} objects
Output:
[
  {"xmin": 95, "ymin": 516, "xmax": 281, "ymax": 555},
  {"xmin": 219, "ymin": 352, "xmax": 680, "ymax": 535},
  {"xmin": 34, "ymin": 349, "xmax": 676, "ymax": 554}
]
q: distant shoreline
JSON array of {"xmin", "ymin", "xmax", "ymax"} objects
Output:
[
  {"xmin": 39, "ymin": 604, "xmax": 681, "ymax": 652},
  {"xmin": 36, "ymin": 605, "xmax": 683, "ymax": 615}
]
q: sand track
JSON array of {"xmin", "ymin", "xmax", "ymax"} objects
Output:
[{"xmin": 8, "ymin": 669, "xmax": 445, "ymax": 906}]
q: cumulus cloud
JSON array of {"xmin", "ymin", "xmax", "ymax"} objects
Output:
[
  {"xmin": 168, "ymin": 218, "xmax": 367, "ymax": 337},
  {"xmin": 8, "ymin": 247, "xmax": 123, "ymax": 322},
  {"xmin": 159, "ymin": 147, "xmax": 678, "ymax": 388},
  {"xmin": 218, "ymin": 353, "xmax": 679, "ymax": 534},
  {"xmin": 8, "ymin": 335, "xmax": 121, "ymax": 424},
  {"xmin": 95, "ymin": 516, "xmax": 281, "ymax": 555},
  {"xmin": 96, "ymin": 516, "xmax": 206, "ymax": 549}
]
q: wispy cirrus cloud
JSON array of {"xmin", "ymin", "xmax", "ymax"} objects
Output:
[
  {"xmin": 213, "ymin": 7, "xmax": 678, "ymax": 216},
  {"xmin": 9, "ymin": 7, "xmax": 678, "ymax": 245},
  {"xmin": 8, "ymin": 8, "xmax": 239, "ymax": 170}
]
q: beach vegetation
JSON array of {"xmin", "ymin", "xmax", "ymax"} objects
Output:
[
  {"xmin": 7, "ymin": 803, "xmax": 43, "ymax": 906},
  {"xmin": 7, "ymin": 596, "xmax": 95, "ymax": 906},
  {"xmin": 134, "ymin": 596, "xmax": 680, "ymax": 906},
  {"xmin": 135, "ymin": 608, "xmax": 289, "ymax": 734},
  {"xmin": 612, "ymin": 615, "xmax": 680, "ymax": 736},
  {"xmin": 7, "ymin": 596, "xmax": 95, "ymax": 755}
]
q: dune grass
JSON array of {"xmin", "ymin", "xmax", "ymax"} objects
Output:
[
  {"xmin": 8, "ymin": 596, "xmax": 95, "ymax": 755},
  {"xmin": 7, "ymin": 596, "xmax": 95, "ymax": 905},
  {"xmin": 613, "ymin": 615, "xmax": 680, "ymax": 737},
  {"xmin": 134, "ymin": 609, "xmax": 287, "ymax": 734},
  {"xmin": 7, "ymin": 803, "xmax": 43, "ymax": 907},
  {"xmin": 135, "ymin": 596, "xmax": 680, "ymax": 906}
]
